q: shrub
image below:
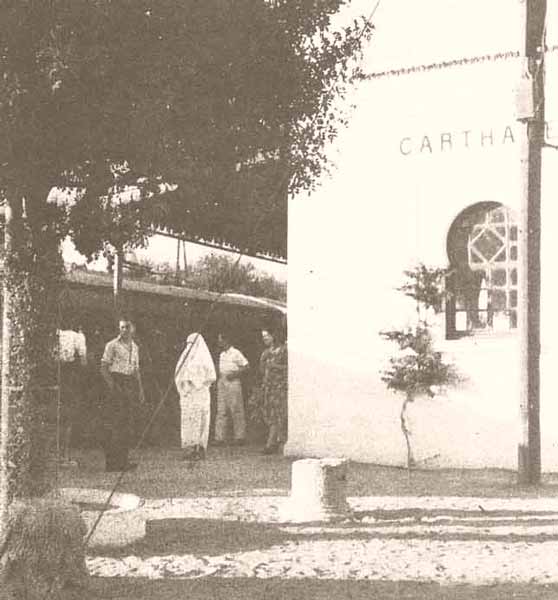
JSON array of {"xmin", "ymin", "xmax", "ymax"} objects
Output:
[{"xmin": 0, "ymin": 498, "xmax": 87, "ymax": 600}]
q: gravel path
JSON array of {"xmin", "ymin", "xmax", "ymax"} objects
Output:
[
  {"xmin": 87, "ymin": 538, "xmax": 558, "ymax": 583},
  {"xmin": 86, "ymin": 493, "xmax": 558, "ymax": 583}
]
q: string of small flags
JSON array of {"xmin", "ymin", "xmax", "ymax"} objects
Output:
[{"xmin": 362, "ymin": 45, "xmax": 558, "ymax": 80}]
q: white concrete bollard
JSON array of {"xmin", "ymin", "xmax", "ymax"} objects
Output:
[{"xmin": 282, "ymin": 458, "xmax": 350, "ymax": 522}]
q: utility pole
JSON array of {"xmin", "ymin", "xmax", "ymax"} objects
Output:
[
  {"xmin": 182, "ymin": 239, "xmax": 188, "ymax": 279},
  {"xmin": 175, "ymin": 238, "xmax": 181, "ymax": 285},
  {"xmin": 113, "ymin": 245, "xmax": 124, "ymax": 315},
  {"xmin": 517, "ymin": 0, "xmax": 546, "ymax": 485}
]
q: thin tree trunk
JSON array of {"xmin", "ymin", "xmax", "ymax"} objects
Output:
[
  {"xmin": 0, "ymin": 194, "xmax": 63, "ymax": 529},
  {"xmin": 400, "ymin": 392, "xmax": 416, "ymax": 469},
  {"xmin": 113, "ymin": 245, "xmax": 124, "ymax": 315},
  {"xmin": 0, "ymin": 201, "xmax": 14, "ymax": 541}
]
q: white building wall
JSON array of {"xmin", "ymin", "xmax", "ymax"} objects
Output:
[{"xmin": 287, "ymin": 0, "xmax": 558, "ymax": 470}]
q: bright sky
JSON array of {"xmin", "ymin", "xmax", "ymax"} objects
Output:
[{"xmin": 355, "ymin": 0, "xmax": 521, "ymax": 71}]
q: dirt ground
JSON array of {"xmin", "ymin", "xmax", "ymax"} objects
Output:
[{"xmin": 59, "ymin": 444, "xmax": 558, "ymax": 500}]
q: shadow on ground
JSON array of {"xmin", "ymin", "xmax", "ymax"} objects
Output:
[
  {"xmin": 87, "ymin": 578, "xmax": 558, "ymax": 600},
  {"xmin": 88, "ymin": 507, "xmax": 558, "ymax": 559},
  {"xmin": 90, "ymin": 518, "xmax": 303, "ymax": 557}
]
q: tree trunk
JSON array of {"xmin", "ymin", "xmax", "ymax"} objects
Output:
[
  {"xmin": 0, "ymin": 195, "xmax": 64, "ymax": 539},
  {"xmin": 0, "ymin": 202, "xmax": 13, "ymax": 539},
  {"xmin": 400, "ymin": 392, "xmax": 416, "ymax": 469}
]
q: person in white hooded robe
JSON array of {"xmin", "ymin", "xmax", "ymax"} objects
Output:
[{"xmin": 174, "ymin": 332, "xmax": 217, "ymax": 460}]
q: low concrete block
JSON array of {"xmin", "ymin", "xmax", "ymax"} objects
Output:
[
  {"xmin": 58, "ymin": 488, "xmax": 145, "ymax": 548},
  {"xmin": 282, "ymin": 458, "xmax": 351, "ymax": 522}
]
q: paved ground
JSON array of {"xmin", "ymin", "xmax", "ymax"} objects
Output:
[{"xmin": 85, "ymin": 493, "xmax": 558, "ymax": 584}]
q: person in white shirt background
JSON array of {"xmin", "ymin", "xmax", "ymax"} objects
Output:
[
  {"xmin": 57, "ymin": 319, "xmax": 87, "ymax": 464},
  {"xmin": 214, "ymin": 331, "xmax": 249, "ymax": 446}
]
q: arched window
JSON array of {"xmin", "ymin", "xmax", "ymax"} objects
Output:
[{"xmin": 446, "ymin": 202, "xmax": 518, "ymax": 338}]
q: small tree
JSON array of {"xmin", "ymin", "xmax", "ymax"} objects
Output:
[
  {"xmin": 398, "ymin": 264, "xmax": 449, "ymax": 318},
  {"xmin": 381, "ymin": 266, "xmax": 461, "ymax": 468}
]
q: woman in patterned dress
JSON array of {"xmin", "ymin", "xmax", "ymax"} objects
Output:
[{"xmin": 261, "ymin": 327, "xmax": 288, "ymax": 454}]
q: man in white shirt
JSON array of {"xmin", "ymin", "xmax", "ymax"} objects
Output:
[
  {"xmin": 214, "ymin": 332, "xmax": 249, "ymax": 445},
  {"xmin": 57, "ymin": 323, "xmax": 87, "ymax": 464},
  {"xmin": 100, "ymin": 317, "xmax": 141, "ymax": 472}
]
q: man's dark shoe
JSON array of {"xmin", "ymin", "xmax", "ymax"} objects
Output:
[
  {"xmin": 232, "ymin": 439, "xmax": 246, "ymax": 446},
  {"xmin": 181, "ymin": 448, "xmax": 197, "ymax": 461}
]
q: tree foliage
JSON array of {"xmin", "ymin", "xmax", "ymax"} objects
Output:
[
  {"xmin": 129, "ymin": 254, "xmax": 287, "ymax": 302},
  {"xmin": 397, "ymin": 264, "xmax": 449, "ymax": 314},
  {"xmin": 380, "ymin": 326, "xmax": 460, "ymax": 399},
  {"xmin": 188, "ymin": 254, "xmax": 287, "ymax": 301},
  {"xmin": 1, "ymin": 0, "xmax": 372, "ymax": 259}
]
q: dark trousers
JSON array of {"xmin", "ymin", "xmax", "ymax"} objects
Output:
[
  {"xmin": 103, "ymin": 373, "xmax": 137, "ymax": 471},
  {"xmin": 60, "ymin": 362, "xmax": 80, "ymax": 425},
  {"xmin": 59, "ymin": 361, "xmax": 82, "ymax": 459}
]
